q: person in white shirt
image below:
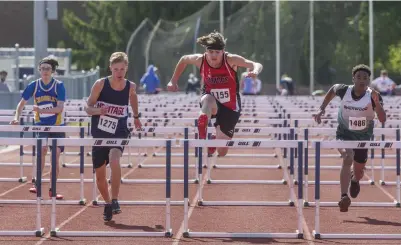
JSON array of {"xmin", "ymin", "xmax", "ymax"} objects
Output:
[
  {"xmin": 185, "ymin": 73, "xmax": 200, "ymax": 94},
  {"xmin": 371, "ymin": 69, "xmax": 396, "ymax": 96},
  {"xmin": 0, "ymin": 70, "xmax": 10, "ymax": 92}
]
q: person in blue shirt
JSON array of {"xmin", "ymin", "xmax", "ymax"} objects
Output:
[
  {"xmin": 140, "ymin": 65, "xmax": 161, "ymax": 94},
  {"xmin": 10, "ymin": 57, "xmax": 66, "ymax": 200}
]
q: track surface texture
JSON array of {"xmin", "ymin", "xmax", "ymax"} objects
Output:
[{"xmin": 0, "ymin": 131, "xmax": 400, "ymax": 245}]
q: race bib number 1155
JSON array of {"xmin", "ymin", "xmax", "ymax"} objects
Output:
[
  {"xmin": 349, "ymin": 117, "xmax": 367, "ymax": 130},
  {"xmin": 210, "ymin": 88, "xmax": 230, "ymax": 104},
  {"xmin": 98, "ymin": 115, "xmax": 118, "ymax": 134}
]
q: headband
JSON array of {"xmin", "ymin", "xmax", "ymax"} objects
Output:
[{"xmin": 206, "ymin": 43, "xmax": 225, "ymax": 50}]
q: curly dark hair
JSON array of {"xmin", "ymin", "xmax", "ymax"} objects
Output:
[
  {"xmin": 196, "ymin": 30, "xmax": 227, "ymax": 50},
  {"xmin": 39, "ymin": 57, "xmax": 59, "ymax": 72},
  {"xmin": 352, "ymin": 64, "xmax": 371, "ymax": 77}
]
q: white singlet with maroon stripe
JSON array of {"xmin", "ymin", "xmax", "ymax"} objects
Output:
[{"xmin": 200, "ymin": 52, "xmax": 240, "ymax": 112}]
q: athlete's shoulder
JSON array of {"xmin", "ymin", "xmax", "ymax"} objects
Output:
[
  {"xmin": 127, "ymin": 80, "xmax": 136, "ymax": 90},
  {"xmin": 27, "ymin": 80, "xmax": 38, "ymax": 87},
  {"xmin": 94, "ymin": 77, "xmax": 106, "ymax": 86},
  {"xmin": 333, "ymin": 84, "xmax": 349, "ymax": 99}
]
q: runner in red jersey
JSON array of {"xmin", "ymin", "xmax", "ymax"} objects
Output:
[{"xmin": 167, "ymin": 31, "xmax": 263, "ymax": 156}]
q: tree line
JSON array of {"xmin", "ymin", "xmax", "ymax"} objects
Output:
[{"xmin": 62, "ymin": 1, "xmax": 401, "ymax": 87}]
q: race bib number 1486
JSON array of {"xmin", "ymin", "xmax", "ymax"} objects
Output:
[
  {"xmin": 211, "ymin": 88, "xmax": 230, "ymax": 104},
  {"xmin": 349, "ymin": 117, "xmax": 367, "ymax": 130}
]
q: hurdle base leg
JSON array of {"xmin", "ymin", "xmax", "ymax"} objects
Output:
[
  {"xmin": 303, "ymin": 200, "xmax": 310, "ymax": 207},
  {"xmin": 183, "ymin": 230, "xmax": 190, "ymax": 238},
  {"xmin": 92, "ymin": 200, "xmax": 98, "ymax": 205},
  {"xmin": 380, "ymin": 180, "xmax": 386, "ymax": 185},
  {"xmin": 165, "ymin": 229, "xmax": 173, "ymax": 238},
  {"xmin": 313, "ymin": 230, "xmax": 321, "ymax": 239},
  {"xmin": 289, "ymin": 200, "xmax": 294, "ymax": 207},
  {"xmin": 396, "ymin": 202, "xmax": 400, "ymax": 208},
  {"xmin": 370, "ymin": 180, "xmax": 375, "ymax": 185},
  {"xmin": 79, "ymin": 199, "xmax": 87, "ymax": 205},
  {"xmin": 19, "ymin": 177, "xmax": 27, "ymax": 183},
  {"xmin": 36, "ymin": 228, "xmax": 45, "ymax": 237},
  {"xmin": 51, "ymin": 228, "xmax": 60, "ymax": 237},
  {"xmin": 296, "ymin": 230, "xmax": 303, "ymax": 239}
]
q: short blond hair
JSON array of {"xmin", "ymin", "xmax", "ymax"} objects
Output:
[{"xmin": 109, "ymin": 52, "xmax": 128, "ymax": 65}]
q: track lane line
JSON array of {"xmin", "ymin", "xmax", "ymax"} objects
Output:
[{"xmin": 34, "ymin": 146, "xmax": 162, "ymax": 245}]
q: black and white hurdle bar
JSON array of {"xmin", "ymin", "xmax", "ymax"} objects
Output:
[
  {"xmin": 0, "ymin": 126, "xmax": 87, "ymax": 205},
  {"xmin": 0, "ymin": 138, "xmax": 44, "ymax": 237},
  {"xmin": 205, "ymin": 128, "xmax": 294, "ymax": 186},
  {"xmin": 312, "ymin": 139, "xmax": 400, "ymax": 239},
  {"xmin": 300, "ymin": 128, "xmax": 400, "ymax": 191},
  {"xmin": 182, "ymin": 139, "xmax": 305, "ymax": 239},
  {"xmin": 49, "ymin": 138, "xmax": 173, "ymax": 237}
]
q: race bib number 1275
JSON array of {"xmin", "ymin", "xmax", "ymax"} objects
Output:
[
  {"xmin": 210, "ymin": 88, "xmax": 230, "ymax": 104},
  {"xmin": 98, "ymin": 115, "xmax": 118, "ymax": 134},
  {"xmin": 349, "ymin": 117, "xmax": 367, "ymax": 130}
]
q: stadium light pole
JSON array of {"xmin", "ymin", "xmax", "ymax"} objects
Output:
[
  {"xmin": 34, "ymin": 0, "xmax": 58, "ymax": 79},
  {"xmin": 309, "ymin": 0, "xmax": 314, "ymax": 95},
  {"xmin": 220, "ymin": 0, "xmax": 224, "ymax": 34},
  {"xmin": 369, "ymin": 0, "xmax": 373, "ymax": 81},
  {"xmin": 34, "ymin": 1, "xmax": 48, "ymax": 79},
  {"xmin": 275, "ymin": 0, "xmax": 280, "ymax": 91}
]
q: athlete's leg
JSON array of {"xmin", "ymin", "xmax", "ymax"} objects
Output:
[
  {"xmin": 200, "ymin": 94, "xmax": 218, "ymax": 118},
  {"xmin": 198, "ymin": 94, "xmax": 218, "ymax": 140},
  {"xmin": 109, "ymin": 148, "xmax": 122, "ymax": 200},
  {"xmin": 349, "ymin": 149, "xmax": 368, "ymax": 199},
  {"xmin": 338, "ymin": 148, "xmax": 353, "ymax": 212},
  {"xmin": 93, "ymin": 146, "xmax": 113, "ymax": 221},
  {"xmin": 214, "ymin": 105, "xmax": 240, "ymax": 157},
  {"xmin": 215, "ymin": 126, "xmax": 231, "ymax": 156}
]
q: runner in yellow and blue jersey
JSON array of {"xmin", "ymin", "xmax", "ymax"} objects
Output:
[{"xmin": 10, "ymin": 57, "xmax": 65, "ymax": 199}]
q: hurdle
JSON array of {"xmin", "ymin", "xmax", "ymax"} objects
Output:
[
  {"xmin": 309, "ymin": 137, "xmax": 400, "ymax": 231},
  {"xmin": 300, "ymin": 128, "xmax": 400, "ymax": 193},
  {"xmin": 50, "ymin": 138, "xmax": 173, "ymax": 237},
  {"xmin": 0, "ymin": 138, "xmax": 44, "ymax": 237},
  {"xmin": 197, "ymin": 138, "xmax": 303, "ymax": 206},
  {"xmin": 182, "ymin": 139, "xmax": 304, "ymax": 238},
  {"xmin": 312, "ymin": 140, "xmax": 401, "ymax": 239},
  {"xmin": 0, "ymin": 125, "xmax": 87, "ymax": 205},
  {"xmin": 206, "ymin": 128, "xmax": 294, "ymax": 186}
]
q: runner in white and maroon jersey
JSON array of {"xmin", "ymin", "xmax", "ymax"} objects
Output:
[{"xmin": 167, "ymin": 31, "xmax": 263, "ymax": 156}]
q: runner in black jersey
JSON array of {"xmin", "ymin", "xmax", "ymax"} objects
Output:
[{"xmin": 85, "ymin": 52, "xmax": 142, "ymax": 221}]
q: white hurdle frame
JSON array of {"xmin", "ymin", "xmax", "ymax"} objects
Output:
[
  {"xmin": 49, "ymin": 138, "xmax": 174, "ymax": 237},
  {"xmin": 312, "ymin": 140, "xmax": 401, "ymax": 240},
  {"xmin": 182, "ymin": 139, "xmax": 305, "ymax": 238},
  {"xmin": 300, "ymin": 128, "xmax": 400, "ymax": 196},
  {"xmin": 206, "ymin": 127, "xmax": 293, "ymax": 186},
  {"xmin": 0, "ymin": 125, "xmax": 87, "ymax": 205},
  {"xmin": 0, "ymin": 138, "xmax": 44, "ymax": 237}
]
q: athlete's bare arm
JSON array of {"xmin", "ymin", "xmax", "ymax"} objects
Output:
[
  {"xmin": 170, "ymin": 54, "xmax": 203, "ymax": 85},
  {"xmin": 85, "ymin": 79, "xmax": 107, "ymax": 116},
  {"xmin": 371, "ymin": 90, "xmax": 386, "ymax": 123},
  {"xmin": 129, "ymin": 82, "xmax": 139, "ymax": 117},
  {"xmin": 314, "ymin": 84, "xmax": 341, "ymax": 124},
  {"xmin": 227, "ymin": 54, "xmax": 263, "ymax": 75},
  {"xmin": 10, "ymin": 99, "xmax": 27, "ymax": 124}
]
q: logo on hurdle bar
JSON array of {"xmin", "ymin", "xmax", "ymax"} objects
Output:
[
  {"xmin": 94, "ymin": 140, "xmax": 103, "ymax": 145},
  {"xmin": 253, "ymin": 128, "xmax": 261, "ymax": 133},
  {"xmin": 23, "ymin": 127, "xmax": 29, "ymax": 131},
  {"xmin": 384, "ymin": 142, "xmax": 393, "ymax": 148},
  {"xmin": 357, "ymin": 142, "xmax": 366, "ymax": 147}
]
